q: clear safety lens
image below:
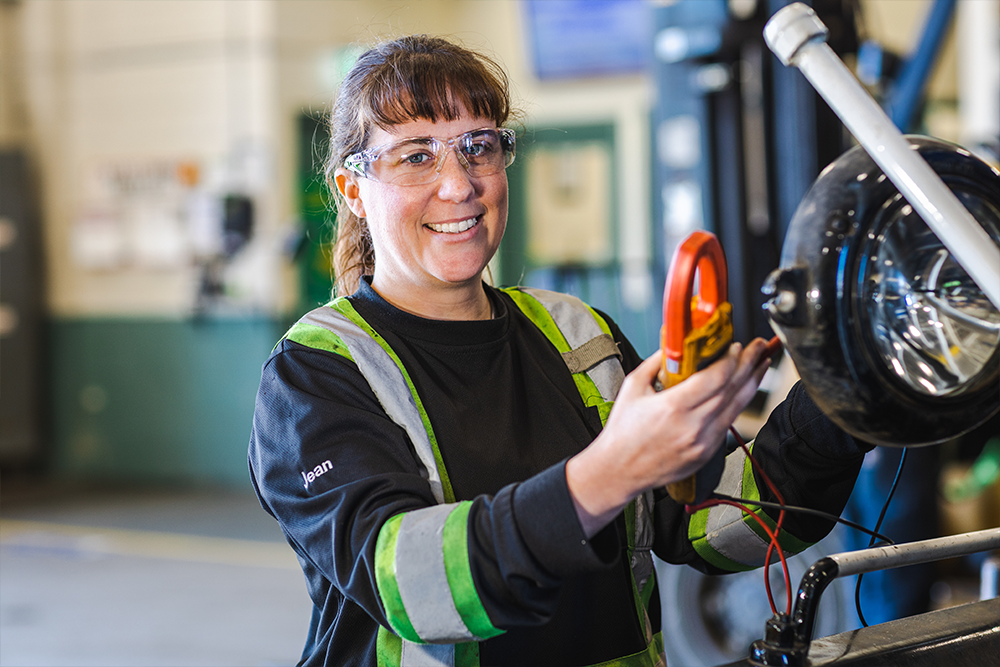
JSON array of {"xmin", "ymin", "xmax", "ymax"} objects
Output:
[{"xmin": 345, "ymin": 128, "xmax": 515, "ymax": 186}]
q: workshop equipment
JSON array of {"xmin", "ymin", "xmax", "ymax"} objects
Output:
[
  {"xmin": 764, "ymin": 2, "xmax": 1000, "ymax": 311},
  {"xmin": 659, "ymin": 229, "xmax": 734, "ymax": 505},
  {"xmin": 761, "ymin": 137, "xmax": 1000, "ymax": 447},
  {"xmin": 761, "ymin": 3, "xmax": 1000, "ymax": 447},
  {"xmin": 730, "ymin": 5, "xmax": 1000, "ymax": 665},
  {"xmin": 744, "ymin": 528, "xmax": 1000, "ymax": 666}
]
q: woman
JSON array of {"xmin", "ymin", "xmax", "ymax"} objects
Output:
[{"xmin": 249, "ymin": 35, "xmax": 869, "ymax": 667}]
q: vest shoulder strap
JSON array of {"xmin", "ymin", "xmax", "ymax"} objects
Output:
[
  {"xmin": 285, "ymin": 298, "xmax": 452, "ymax": 504},
  {"xmin": 502, "ymin": 286, "xmax": 625, "ymax": 407}
]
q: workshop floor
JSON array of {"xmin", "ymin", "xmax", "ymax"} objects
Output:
[{"xmin": 0, "ymin": 475, "xmax": 313, "ymax": 667}]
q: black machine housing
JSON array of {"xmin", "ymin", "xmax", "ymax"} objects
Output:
[{"xmin": 763, "ymin": 137, "xmax": 1000, "ymax": 447}]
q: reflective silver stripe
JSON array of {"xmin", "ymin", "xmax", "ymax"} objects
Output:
[
  {"xmin": 702, "ymin": 446, "xmax": 770, "ymax": 567},
  {"xmin": 632, "ymin": 491, "xmax": 656, "ymax": 594},
  {"xmin": 401, "ymin": 640, "xmax": 455, "ymax": 666},
  {"xmin": 395, "ymin": 504, "xmax": 477, "ymax": 643},
  {"xmin": 299, "ymin": 307, "xmax": 445, "ymax": 503},
  {"xmin": 519, "ymin": 288, "xmax": 625, "ymax": 401}
]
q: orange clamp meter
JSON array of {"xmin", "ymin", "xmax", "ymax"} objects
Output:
[{"xmin": 658, "ymin": 230, "xmax": 734, "ymax": 505}]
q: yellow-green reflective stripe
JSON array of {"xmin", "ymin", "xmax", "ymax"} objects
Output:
[
  {"xmin": 596, "ymin": 401, "xmax": 614, "ymax": 427},
  {"xmin": 689, "ymin": 446, "xmax": 813, "ymax": 570},
  {"xmin": 379, "ymin": 628, "xmax": 662, "ymax": 667},
  {"xmin": 330, "ymin": 299, "xmax": 456, "ymax": 504},
  {"xmin": 381, "ymin": 630, "xmax": 661, "ymax": 667},
  {"xmin": 377, "ymin": 627, "xmax": 403, "ymax": 667},
  {"xmin": 517, "ymin": 287, "xmax": 624, "ymax": 404},
  {"xmin": 454, "ymin": 641, "xmax": 479, "ymax": 666},
  {"xmin": 503, "ymin": 289, "xmax": 571, "ymax": 352},
  {"xmin": 502, "ymin": 288, "xmax": 607, "ymax": 410},
  {"xmin": 587, "ymin": 632, "xmax": 665, "ymax": 667},
  {"xmin": 378, "ymin": 630, "xmax": 480, "ymax": 667},
  {"xmin": 720, "ymin": 443, "xmax": 812, "ymax": 555},
  {"xmin": 739, "ymin": 444, "xmax": 812, "ymax": 555},
  {"xmin": 443, "ymin": 503, "xmax": 503, "ymax": 640},
  {"xmin": 375, "ymin": 514, "xmax": 421, "ymax": 642},
  {"xmin": 743, "ymin": 443, "xmax": 760, "ymax": 504},
  {"xmin": 688, "ymin": 448, "xmax": 764, "ymax": 571},
  {"xmin": 283, "ymin": 321, "xmax": 355, "ymax": 359}
]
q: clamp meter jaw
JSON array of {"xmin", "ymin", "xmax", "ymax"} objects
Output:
[{"xmin": 658, "ymin": 230, "xmax": 735, "ymax": 505}]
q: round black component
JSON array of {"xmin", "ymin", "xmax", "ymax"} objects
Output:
[{"xmin": 763, "ymin": 137, "xmax": 1000, "ymax": 447}]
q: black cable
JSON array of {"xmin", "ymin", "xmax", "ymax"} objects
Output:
[
  {"xmin": 855, "ymin": 448, "xmax": 909, "ymax": 628},
  {"xmin": 712, "ymin": 494, "xmax": 896, "ymax": 546}
]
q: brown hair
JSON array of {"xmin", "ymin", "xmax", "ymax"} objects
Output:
[{"xmin": 325, "ymin": 35, "xmax": 515, "ymax": 296}]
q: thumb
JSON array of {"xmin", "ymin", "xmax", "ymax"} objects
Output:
[{"xmin": 619, "ymin": 349, "xmax": 664, "ymax": 399}]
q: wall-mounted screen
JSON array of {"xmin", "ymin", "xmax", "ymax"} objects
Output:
[{"xmin": 523, "ymin": 0, "xmax": 651, "ymax": 79}]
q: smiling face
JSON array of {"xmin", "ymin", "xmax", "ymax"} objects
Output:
[{"xmin": 335, "ymin": 109, "xmax": 509, "ymax": 315}]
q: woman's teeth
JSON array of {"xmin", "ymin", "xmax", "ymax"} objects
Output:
[{"xmin": 428, "ymin": 217, "xmax": 478, "ymax": 234}]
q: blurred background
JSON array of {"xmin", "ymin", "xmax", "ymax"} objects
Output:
[{"xmin": 1, "ymin": 1, "xmax": 998, "ymax": 665}]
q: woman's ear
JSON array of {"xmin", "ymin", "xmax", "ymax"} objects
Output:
[{"xmin": 334, "ymin": 168, "xmax": 367, "ymax": 219}]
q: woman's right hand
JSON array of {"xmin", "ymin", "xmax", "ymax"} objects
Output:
[{"xmin": 565, "ymin": 338, "xmax": 771, "ymax": 538}]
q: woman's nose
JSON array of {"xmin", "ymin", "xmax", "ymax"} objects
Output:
[{"xmin": 434, "ymin": 148, "xmax": 475, "ymax": 201}]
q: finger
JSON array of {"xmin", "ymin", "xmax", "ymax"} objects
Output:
[
  {"xmin": 739, "ymin": 337, "xmax": 769, "ymax": 368},
  {"xmin": 730, "ymin": 338, "xmax": 769, "ymax": 385},
  {"xmin": 688, "ymin": 342, "xmax": 768, "ymax": 425},
  {"xmin": 669, "ymin": 342, "xmax": 741, "ymax": 407},
  {"xmin": 647, "ymin": 349, "xmax": 739, "ymax": 429},
  {"xmin": 620, "ymin": 349, "xmax": 663, "ymax": 397},
  {"xmin": 762, "ymin": 335, "xmax": 783, "ymax": 361},
  {"xmin": 718, "ymin": 355, "xmax": 771, "ymax": 426}
]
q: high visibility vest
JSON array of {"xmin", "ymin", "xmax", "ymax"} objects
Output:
[
  {"xmin": 285, "ymin": 287, "xmax": 797, "ymax": 666},
  {"xmin": 283, "ymin": 287, "xmax": 663, "ymax": 667}
]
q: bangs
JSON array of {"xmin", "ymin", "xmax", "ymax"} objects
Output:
[{"xmin": 360, "ymin": 51, "xmax": 510, "ymax": 130}]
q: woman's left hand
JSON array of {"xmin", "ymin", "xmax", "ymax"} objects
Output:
[{"xmin": 566, "ymin": 338, "xmax": 771, "ymax": 537}]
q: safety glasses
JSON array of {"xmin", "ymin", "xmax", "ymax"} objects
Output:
[{"xmin": 344, "ymin": 127, "xmax": 515, "ymax": 186}]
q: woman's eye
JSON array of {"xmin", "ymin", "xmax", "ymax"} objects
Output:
[
  {"xmin": 398, "ymin": 151, "xmax": 433, "ymax": 166},
  {"xmin": 464, "ymin": 141, "xmax": 493, "ymax": 159}
]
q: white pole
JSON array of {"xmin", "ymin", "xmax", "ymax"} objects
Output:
[
  {"xmin": 764, "ymin": 3, "xmax": 1000, "ymax": 311},
  {"xmin": 829, "ymin": 528, "xmax": 1000, "ymax": 577}
]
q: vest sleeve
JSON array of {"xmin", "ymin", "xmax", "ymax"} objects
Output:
[
  {"xmin": 248, "ymin": 340, "xmax": 618, "ymax": 644},
  {"xmin": 652, "ymin": 381, "xmax": 865, "ymax": 573}
]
